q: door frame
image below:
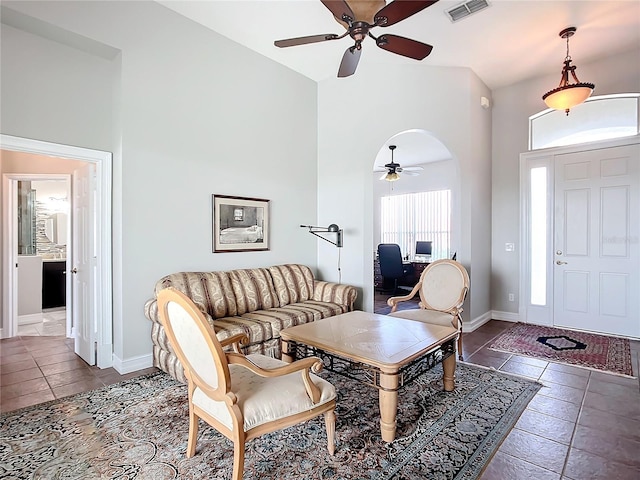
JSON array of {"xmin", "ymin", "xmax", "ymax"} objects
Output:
[
  {"xmin": 1, "ymin": 134, "xmax": 114, "ymax": 367},
  {"xmin": 519, "ymin": 135, "xmax": 640, "ymax": 333}
]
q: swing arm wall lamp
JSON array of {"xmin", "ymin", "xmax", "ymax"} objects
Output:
[{"xmin": 300, "ymin": 224, "xmax": 343, "ymax": 247}]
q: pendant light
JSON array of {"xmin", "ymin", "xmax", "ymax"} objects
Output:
[{"xmin": 542, "ymin": 27, "xmax": 595, "ymax": 116}]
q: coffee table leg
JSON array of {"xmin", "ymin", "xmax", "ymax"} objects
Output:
[
  {"xmin": 281, "ymin": 340, "xmax": 294, "ymax": 363},
  {"xmin": 379, "ymin": 372, "xmax": 399, "ymax": 442},
  {"xmin": 442, "ymin": 353, "xmax": 456, "ymax": 391}
]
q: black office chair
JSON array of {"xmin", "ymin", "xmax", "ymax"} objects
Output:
[{"xmin": 377, "ymin": 244, "xmax": 414, "ymax": 294}]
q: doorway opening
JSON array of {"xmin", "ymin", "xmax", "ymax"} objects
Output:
[
  {"xmin": 372, "ymin": 129, "xmax": 458, "ymax": 310},
  {"xmin": 1, "ymin": 134, "xmax": 113, "ymax": 367},
  {"xmin": 13, "ymin": 176, "xmax": 71, "ymax": 337}
]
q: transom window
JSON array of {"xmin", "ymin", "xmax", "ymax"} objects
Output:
[{"xmin": 530, "ymin": 94, "xmax": 639, "ymax": 150}]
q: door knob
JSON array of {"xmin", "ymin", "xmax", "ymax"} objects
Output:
[
  {"xmin": 556, "ymin": 260, "xmax": 568, "ymax": 265},
  {"xmin": 71, "ymin": 268, "xmax": 78, "ymax": 274}
]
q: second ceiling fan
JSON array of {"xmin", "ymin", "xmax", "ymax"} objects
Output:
[
  {"xmin": 376, "ymin": 145, "xmax": 424, "ymax": 181},
  {"xmin": 274, "ymin": 0, "xmax": 439, "ymax": 78}
]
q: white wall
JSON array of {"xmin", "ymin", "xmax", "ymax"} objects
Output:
[
  {"xmin": 318, "ymin": 64, "xmax": 492, "ymax": 323},
  {"xmin": 1, "ymin": 1, "xmax": 320, "ymax": 368},
  {"xmin": 491, "ymin": 47, "xmax": 640, "ymax": 315},
  {"xmin": 0, "ymin": 22, "xmax": 116, "ymax": 151}
]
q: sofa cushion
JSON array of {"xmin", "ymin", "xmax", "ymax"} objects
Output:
[
  {"xmin": 155, "ymin": 271, "xmax": 237, "ymax": 319},
  {"xmin": 228, "ymin": 268, "xmax": 279, "ymax": 315},
  {"xmin": 241, "ymin": 300, "xmax": 346, "ymax": 339},
  {"xmin": 268, "ymin": 264, "xmax": 315, "ymax": 306}
]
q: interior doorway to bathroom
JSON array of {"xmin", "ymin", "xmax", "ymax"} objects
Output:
[{"xmin": 1, "ymin": 134, "xmax": 113, "ymax": 368}]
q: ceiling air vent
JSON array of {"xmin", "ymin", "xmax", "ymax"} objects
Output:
[{"xmin": 446, "ymin": 0, "xmax": 490, "ymax": 22}]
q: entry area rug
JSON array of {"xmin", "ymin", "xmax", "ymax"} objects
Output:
[
  {"xmin": 489, "ymin": 322, "xmax": 635, "ymax": 377},
  {"xmin": 0, "ymin": 363, "xmax": 541, "ymax": 480}
]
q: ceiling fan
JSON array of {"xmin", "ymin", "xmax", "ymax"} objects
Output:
[
  {"xmin": 375, "ymin": 145, "xmax": 424, "ymax": 181},
  {"xmin": 274, "ymin": 0, "xmax": 438, "ymax": 78}
]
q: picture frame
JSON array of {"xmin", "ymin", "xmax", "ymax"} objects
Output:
[{"xmin": 212, "ymin": 194, "xmax": 270, "ymax": 252}]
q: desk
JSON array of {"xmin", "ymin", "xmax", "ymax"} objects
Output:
[
  {"xmin": 410, "ymin": 260, "xmax": 430, "ymax": 283},
  {"xmin": 374, "ymin": 257, "xmax": 433, "ymax": 291}
]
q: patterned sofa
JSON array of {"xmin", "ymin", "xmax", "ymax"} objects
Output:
[{"xmin": 144, "ymin": 264, "xmax": 357, "ymax": 383}]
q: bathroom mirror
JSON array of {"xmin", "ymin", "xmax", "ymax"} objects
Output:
[
  {"xmin": 18, "ymin": 181, "xmax": 36, "ymax": 255},
  {"xmin": 44, "ymin": 212, "xmax": 68, "ymax": 245}
]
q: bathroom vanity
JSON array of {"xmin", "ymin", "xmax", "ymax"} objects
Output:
[{"xmin": 42, "ymin": 260, "xmax": 66, "ymax": 309}]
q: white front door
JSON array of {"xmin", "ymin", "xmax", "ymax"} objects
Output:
[
  {"xmin": 553, "ymin": 144, "xmax": 640, "ymax": 337},
  {"xmin": 73, "ymin": 163, "xmax": 96, "ymax": 365}
]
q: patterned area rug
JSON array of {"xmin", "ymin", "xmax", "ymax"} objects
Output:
[
  {"xmin": 0, "ymin": 363, "xmax": 540, "ymax": 480},
  {"xmin": 489, "ymin": 322, "xmax": 635, "ymax": 377}
]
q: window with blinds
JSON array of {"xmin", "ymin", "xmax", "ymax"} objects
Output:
[{"xmin": 380, "ymin": 190, "xmax": 451, "ymax": 258}]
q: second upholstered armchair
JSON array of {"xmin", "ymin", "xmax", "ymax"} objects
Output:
[{"xmin": 386, "ymin": 259, "xmax": 469, "ymax": 360}]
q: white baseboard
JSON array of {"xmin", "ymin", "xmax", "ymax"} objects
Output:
[
  {"xmin": 97, "ymin": 343, "xmax": 113, "ymax": 369},
  {"xmin": 463, "ymin": 311, "xmax": 492, "ymax": 332},
  {"xmin": 18, "ymin": 313, "xmax": 43, "ymax": 325},
  {"xmin": 491, "ymin": 310, "xmax": 520, "ymax": 322},
  {"xmin": 111, "ymin": 352, "xmax": 153, "ymax": 375},
  {"xmin": 462, "ymin": 310, "xmax": 519, "ymax": 333}
]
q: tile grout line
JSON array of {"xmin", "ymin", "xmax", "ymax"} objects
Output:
[{"xmin": 557, "ymin": 365, "xmax": 591, "ymax": 479}]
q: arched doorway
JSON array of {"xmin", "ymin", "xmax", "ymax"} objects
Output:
[{"xmin": 371, "ymin": 129, "xmax": 458, "ymax": 312}]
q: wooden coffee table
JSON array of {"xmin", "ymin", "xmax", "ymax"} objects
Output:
[{"xmin": 280, "ymin": 310, "xmax": 458, "ymax": 442}]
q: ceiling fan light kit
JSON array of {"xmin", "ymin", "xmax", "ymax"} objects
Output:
[
  {"xmin": 379, "ymin": 144, "xmax": 423, "ymax": 182},
  {"xmin": 542, "ymin": 27, "xmax": 595, "ymax": 116},
  {"xmin": 274, "ymin": 0, "xmax": 438, "ymax": 78}
]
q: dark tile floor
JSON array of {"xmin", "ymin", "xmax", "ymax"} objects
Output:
[
  {"xmin": 374, "ymin": 291, "xmax": 640, "ymax": 480},
  {"xmin": 0, "ymin": 335, "xmax": 158, "ymax": 412},
  {"xmin": 2, "ymin": 296, "xmax": 639, "ymax": 479}
]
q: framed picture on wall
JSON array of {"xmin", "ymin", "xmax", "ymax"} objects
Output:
[{"xmin": 212, "ymin": 194, "xmax": 270, "ymax": 252}]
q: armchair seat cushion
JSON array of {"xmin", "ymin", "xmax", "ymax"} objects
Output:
[
  {"xmin": 388, "ymin": 308, "xmax": 458, "ymax": 328},
  {"xmin": 192, "ymin": 354, "xmax": 336, "ymax": 431}
]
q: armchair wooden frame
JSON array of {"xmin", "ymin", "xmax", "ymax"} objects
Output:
[
  {"xmin": 387, "ymin": 259, "xmax": 469, "ymax": 360},
  {"xmin": 157, "ymin": 287, "xmax": 336, "ymax": 480}
]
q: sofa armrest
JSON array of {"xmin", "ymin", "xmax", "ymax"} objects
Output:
[
  {"xmin": 144, "ymin": 298, "xmax": 159, "ymax": 324},
  {"xmin": 144, "ymin": 296, "xmax": 217, "ymax": 327},
  {"xmin": 312, "ymin": 281, "xmax": 357, "ymax": 311}
]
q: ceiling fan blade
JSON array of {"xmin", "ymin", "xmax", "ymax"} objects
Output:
[
  {"xmin": 402, "ymin": 166, "xmax": 424, "ymax": 171},
  {"xmin": 375, "ymin": 0, "xmax": 438, "ymax": 27},
  {"xmin": 321, "ymin": 0, "xmax": 355, "ymax": 22},
  {"xmin": 275, "ymin": 33, "xmax": 340, "ymax": 48},
  {"xmin": 403, "ymin": 171, "xmax": 421, "ymax": 176},
  {"xmin": 379, "ymin": 172, "xmax": 389, "ymax": 180},
  {"xmin": 338, "ymin": 46, "xmax": 362, "ymax": 77},
  {"xmin": 376, "ymin": 34, "xmax": 433, "ymax": 60}
]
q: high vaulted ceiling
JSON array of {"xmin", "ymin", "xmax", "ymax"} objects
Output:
[{"xmin": 159, "ymin": 0, "xmax": 640, "ymax": 89}]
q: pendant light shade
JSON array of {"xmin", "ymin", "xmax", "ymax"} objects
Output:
[{"xmin": 542, "ymin": 27, "xmax": 594, "ymax": 116}]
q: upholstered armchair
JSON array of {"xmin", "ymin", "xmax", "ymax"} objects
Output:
[
  {"xmin": 386, "ymin": 259, "xmax": 469, "ymax": 360},
  {"xmin": 157, "ymin": 287, "xmax": 337, "ymax": 480}
]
